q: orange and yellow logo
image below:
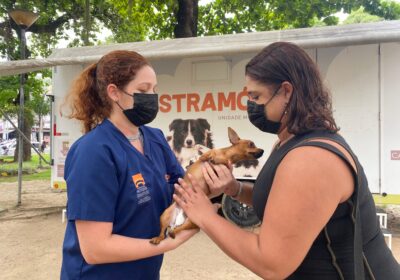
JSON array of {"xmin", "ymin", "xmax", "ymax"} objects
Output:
[{"xmin": 132, "ymin": 173, "xmax": 145, "ymax": 189}]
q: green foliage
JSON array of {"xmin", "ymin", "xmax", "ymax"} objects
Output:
[
  {"xmin": 0, "ymin": 153, "xmax": 50, "ymax": 180},
  {"xmin": 0, "ymin": 76, "xmax": 19, "ymax": 109},
  {"xmin": 104, "ymin": 0, "xmax": 177, "ymax": 41},
  {"xmin": 0, "ymin": 168, "xmax": 51, "ymax": 182},
  {"xmin": 362, "ymin": 0, "xmax": 400, "ymax": 20},
  {"xmin": 344, "ymin": 7, "xmax": 383, "ymax": 24},
  {"xmin": 0, "ymin": 152, "xmax": 51, "ymax": 182},
  {"xmin": 1, "ymin": 0, "xmax": 400, "ymax": 59},
  {"xmin": 196, "ymin": 0, "xmax": 371, "ymax": 36},
  {"xmin": 25, "ymin": 71, "xmax": 51, "ymax": 118}
]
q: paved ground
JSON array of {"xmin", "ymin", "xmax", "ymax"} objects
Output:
[{"xmin": 0, "ymin": 180, "xmax": 399, "ymax": 279}]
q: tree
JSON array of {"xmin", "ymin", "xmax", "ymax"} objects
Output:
[
  {"xmin": 174, "ymin": 0, "xmax": 199, "ymax": 37},
  {"xmin": 104, "ymin": 0, "xmax": 199, "ymax": 40},
  {"xmin": 196, "ymin": 0, "xmax": 398, "ymax": 35},
  {"xmin": 27, "ymin": 75, "xmax": 51, "ymax": 144},
  {"xmin": 344, "ymin": 7, "xmax": 383, "ymax": 24},
  {"xmin": 0, "ymin": 0, "xmax": 117, "ymax": 161},
  {"xmin": 363, "ymin": 0, "xmax": 400, "ymax": 20}
]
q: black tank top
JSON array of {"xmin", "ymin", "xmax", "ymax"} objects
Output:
[{"xmin": 252, "ymin": 130, "xmax": 400, "ymax": 279}]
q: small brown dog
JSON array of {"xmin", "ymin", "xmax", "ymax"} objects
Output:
[{"xmin": 150, "ymin": 127, "xmax": 264, "ymax": 245}]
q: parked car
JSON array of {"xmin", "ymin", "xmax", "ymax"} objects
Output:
[{"xmin": 0, "ymin": 139, "xmax": 16, "ymax": 156}]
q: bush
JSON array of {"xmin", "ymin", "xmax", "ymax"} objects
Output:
[{"xmin": 0, "ymin": 153, "xmax": 50, "ymax": 177}]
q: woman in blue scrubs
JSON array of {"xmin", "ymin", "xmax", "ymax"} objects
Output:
[{"xmin": 60, "ymin": 50, "xmax": 198, "ymax": 279}]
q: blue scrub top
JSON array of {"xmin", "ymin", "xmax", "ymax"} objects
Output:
[{"xmin": 61, "ymin": 119, "xmax": 184, "ymax": 280}]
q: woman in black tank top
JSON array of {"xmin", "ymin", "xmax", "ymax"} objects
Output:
[{"xmin": 174, "ymin": 42, "xmax": 400, "ymax": 279}]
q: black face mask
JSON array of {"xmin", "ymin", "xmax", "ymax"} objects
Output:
[
  {"xmin": 247, "ymin": 86, "xmax": 283, "ymax": 134},
  {"xmin": 117, "ymin": 92, "xmax": 159, "ymax": 127}
]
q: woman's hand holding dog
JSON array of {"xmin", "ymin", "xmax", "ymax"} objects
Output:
[
  {"xmin": 174, "ymin": 175, "xmax": 219, "ymax": 229},
  {"xmin": 202, "ymin": 162, "xmax": 238, "ymax": 197}
]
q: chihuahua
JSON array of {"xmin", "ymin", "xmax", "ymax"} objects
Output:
[{"xmin": 150, "ymin": 127, "xmax": 264, "ymax": 245}]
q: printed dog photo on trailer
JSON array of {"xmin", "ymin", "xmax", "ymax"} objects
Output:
[{"xmin": 166, "ymin": 118, "xmax": 261, "ymax": 177}]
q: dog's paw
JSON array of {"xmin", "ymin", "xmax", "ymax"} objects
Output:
[
  {"xmin": 194, "ymin": 144, "xmax": 210, "ymax": 155},
  {"xmin": 149, "ymin": 237, "xmax": 163, "ymax": 245},
  {"xmin": 168, "ymin": 230, "xmax": 176, "ymax": 239}
]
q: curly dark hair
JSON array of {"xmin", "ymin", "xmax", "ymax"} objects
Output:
[
  {"xmin": 63, "ymin": 50, "xmax": 150, "ymax": 133},
  {"xmin": 245, "ymin": 42, "xmax": 339, "ymax": 135}
]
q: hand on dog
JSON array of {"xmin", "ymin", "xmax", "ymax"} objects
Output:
[
  {"xmin": 173, "ymin": 175, "xmax": 218, "ymax": 229},
  {"xmin": 202, "ymin": 162, "xmax": 238, "ymax": 197}
]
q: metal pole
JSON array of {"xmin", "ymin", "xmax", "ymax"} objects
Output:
[{"xmin": 17, "ymin": 28, "xmax": 26, "ymax": 205}]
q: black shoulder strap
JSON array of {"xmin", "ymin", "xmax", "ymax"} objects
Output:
[{"xmin": 297, "ymin": 141, "xmax": 370, "ymax": 280}]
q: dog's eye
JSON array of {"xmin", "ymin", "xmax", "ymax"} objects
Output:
[{"xmin": 248, "ymin": 142, "xmax": 255, "ymax": 148}]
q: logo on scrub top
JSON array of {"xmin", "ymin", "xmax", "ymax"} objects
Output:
[{"xmin": 132, "ymin": 173, "xmax": 145, "ymax": 189}]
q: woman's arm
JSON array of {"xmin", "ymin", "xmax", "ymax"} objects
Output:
[
  {"xmin": 75, "ymin": 221, "xmax": 198, "ymax": 264},
  {"xmin": 175, "ymin": 145, "xmax": 354, "ymax": 279}
]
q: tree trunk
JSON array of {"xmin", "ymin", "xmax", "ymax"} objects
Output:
[
  {"xmin": 23, "ymin": 115, "xmax": 32, "ymax": 161},
  {"xmin": 13, "ymin": 110, "xmax": 32, "ymax": 162},
  {"xmin": 84, "ymin": 0, "xmax": 90, "ymax": 45},
  {"xmin": 38, "ymin": 114, "xmax": 43, "ymax": 144},
  {"xmin": 174, "ymin": 0, "xmax": 198, "ymax": 38}
]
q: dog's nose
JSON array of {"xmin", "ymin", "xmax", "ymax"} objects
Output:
[
  {"xmin": 186, "ymin": 139, "xmax": 193, "ymax": 146},
  {"xmin": 255, "ymin": 150, "xmax": 264, "ymax": 158}
]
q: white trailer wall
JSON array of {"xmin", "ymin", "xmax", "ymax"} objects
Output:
[
  {"xmin": 318, "ymin": 44, "xmax": 380, "ymax": 193},
  {"xmin": 50, "ymin": 44, "xmax": 399, "ymax": 196},
  {"xmin": 51, "ymin": 65, "xmax": 86, "ymax": 189},
  {"xmin": 381, "ymin": 43, "xmax": 400, "ymax": 196}
]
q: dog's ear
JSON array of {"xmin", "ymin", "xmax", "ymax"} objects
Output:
[
  {"xmin": 197, "ymin": 118, "xmax": 211, "ymax": 130},
  {"xmin": 169, "ymin": 119, "xmax": 182, "ymax": 131},
  {"xmin": 228, "ymin": 127, "xmax": 240, "ymax": 145}
]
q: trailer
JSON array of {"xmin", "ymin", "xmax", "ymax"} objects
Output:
[{"xmin": 1, "ymin": 21, "xmax": 399, "ymax": 223}]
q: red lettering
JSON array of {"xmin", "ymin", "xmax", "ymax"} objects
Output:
[
  {"xmin": 218, "ymin": 92, "xmax": 236, "ymax": 111},
  {"xmin": 172, "ymin": 94, "xmax": 186, "ymax": 113},
  {"xmin": 187, "ymin": 93, "xmax": 200, "ymax": 112},
  {"xmin": 159, "ymin": 90, "xmax": 248, "ymax": 113},
  {"xmin": 201, "ymin": 93, "xmax": 217, "ymax": 111},
  {"xmin": 159, "ymin": 94, "xmax": 171, "ymax": 113},
  {"xmin": 237, "ymin": 87, "xmax": 248, "ymax": 110}
]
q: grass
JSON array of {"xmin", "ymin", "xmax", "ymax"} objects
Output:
[{"xmin": 0, "ymin": 153, "xmax": 51, "ymax": 183}]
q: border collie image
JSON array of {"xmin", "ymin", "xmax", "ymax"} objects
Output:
[
  {"xmin": 167, "ymin": 118, "xmax": 214, "ymax": 168},
  {"xmin": 169, "ymin": 118, "xmax": 214, "ymax": 152}
]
